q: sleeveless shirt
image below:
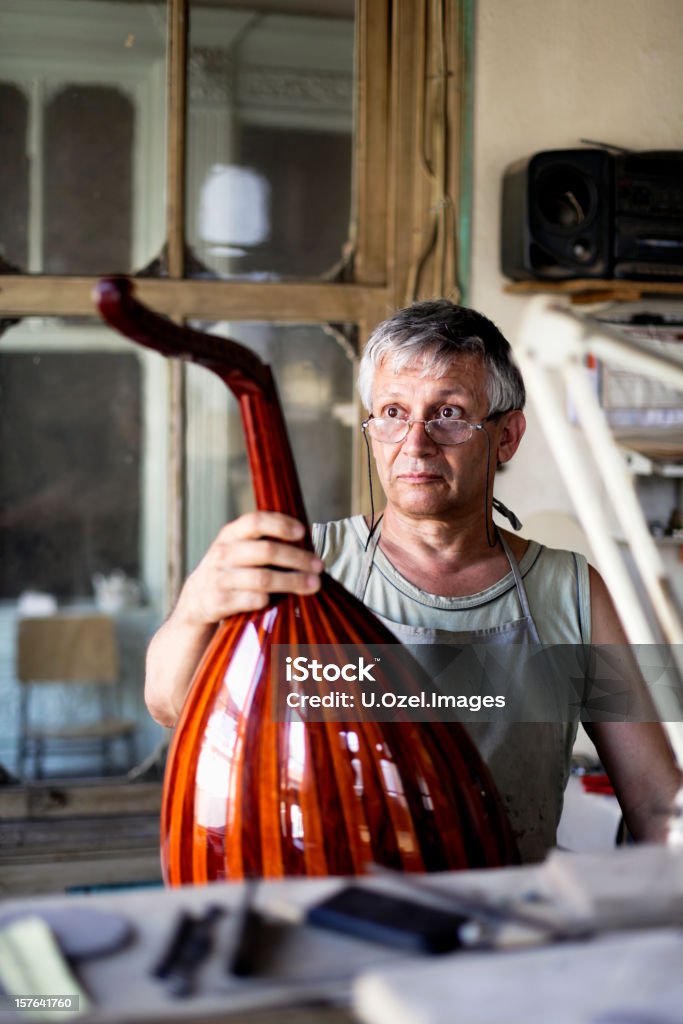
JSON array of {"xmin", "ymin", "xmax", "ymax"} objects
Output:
[{"xmin": 312, "ymin": 515, "xmax": 591, "ymax": 863}]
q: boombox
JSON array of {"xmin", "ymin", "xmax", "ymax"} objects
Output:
[{"xmin": 501, "ymin": 148, "xmax": 683, "ymax": 281}]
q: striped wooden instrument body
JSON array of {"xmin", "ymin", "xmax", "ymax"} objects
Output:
[{"xmin": 94, "ymin": 277, "xmax": 519, "ymax": 884}]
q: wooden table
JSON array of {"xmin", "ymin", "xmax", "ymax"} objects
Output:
[{"xmin": 1, "ymin": 845, "xmax": 682, "ymax": 1023}]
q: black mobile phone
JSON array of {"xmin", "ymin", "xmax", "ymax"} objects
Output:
[{"xmin": 306, "ymin": 885, "xmax": 469, "ymax": 954}]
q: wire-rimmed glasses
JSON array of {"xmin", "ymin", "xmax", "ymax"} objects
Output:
[{"xmin": 362, "ymin": 412, "xmax": 501, "ymax": 446}]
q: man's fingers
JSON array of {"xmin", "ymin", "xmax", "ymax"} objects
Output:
[
  {"xmin": 218, "ymin": 511, "xmax": 306, "ymax": 544},
  {"xmin": 225, "ymin": 539, "xmax": 323, "ymax": 573},
  {"xmin": 179, "ymin": 512, "xmax": 322, "ymax": 627},
  {"xmin": 227, "ymin": 591, "xmax": 270, "ymax": 613},
  {"xmin": 217, "ymin": 566, "xmax": 322, "ymax": 597}
]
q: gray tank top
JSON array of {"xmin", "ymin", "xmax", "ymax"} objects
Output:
[{"xmin": 312, "ymin": 515, "xmax": 591, "ymax": 863}]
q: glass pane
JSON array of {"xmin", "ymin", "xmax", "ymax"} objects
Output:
[
  {"xmin": 0, "ymin": 317, "xmax": 168, "ymax": 779},
  {"xmin": 185, "ymin": 322, "xmax": 356, "ymax": 570},
  {"xmin": 2, "ymin": 349, "xmax": 141, "ymax": 596},
  {"xmin": 0, "ymin": 83, "xmax": 29, "ymax": 272},
  {"xmin": 44, "ymin": 86, "xmax": 135, "ymax": 274},
  {"xmin": 0, "ymin": 0, "xmax": 167, "ymax": 276},
  {"xmin": 187, "ymin": 2, "xmax": 354, "ymax": 280}
]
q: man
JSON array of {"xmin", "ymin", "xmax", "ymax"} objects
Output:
[{"xmin": 145, "ymin": 300, "xmax": 680, "ymax": 862}]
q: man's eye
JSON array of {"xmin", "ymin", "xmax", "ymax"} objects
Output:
[
  {"xmin": 385, "ymin": 406, "xmax": 403, "ymax": 419},
  {"xmin": 438, "ymin": 406, "xmax": 462, "ymax": 420}
]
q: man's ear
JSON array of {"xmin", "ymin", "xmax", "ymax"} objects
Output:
[{"xmin": 496, "ymin": 410, "xmax": 526, "ymax": 465}]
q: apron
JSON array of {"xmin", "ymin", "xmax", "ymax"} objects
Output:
[
  {"xmin": 352, "ymin": 520, "xmax": 577, "ymax": 863},
  {"xmin": 354, "ymin": 521, "xmax": 542, "ymax": 645}
]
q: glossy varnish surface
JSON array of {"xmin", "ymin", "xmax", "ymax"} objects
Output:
[{"xmin": 94, "ymin": 277, "xmax": 519, "ymax": 884}]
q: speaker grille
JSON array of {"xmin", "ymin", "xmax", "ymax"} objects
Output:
[{"xmin": 501, "ymin": 149, "xmax": 613, "ymax": 280}]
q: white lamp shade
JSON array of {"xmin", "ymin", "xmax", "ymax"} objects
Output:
[{"xmin": 198, "ymin": 164, "xmax": 270, "ymax": 250}]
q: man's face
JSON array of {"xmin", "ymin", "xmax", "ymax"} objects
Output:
[{"xmin": 369, "ymin": 353, "xmax": 516, "ymax": 522}]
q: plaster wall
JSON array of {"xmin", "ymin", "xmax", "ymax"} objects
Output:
[{"xmin": 470, "ymin": 0, "xmax": 683, "ymax": 539}]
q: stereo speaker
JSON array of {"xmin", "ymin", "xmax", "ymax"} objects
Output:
[
  {"xmin": 501, "ymin": 149, "xmax": 613, "ymax": 280},
  {"xmin": 613, "ymin": 151, "xmax": 683, "ymax": 279}
]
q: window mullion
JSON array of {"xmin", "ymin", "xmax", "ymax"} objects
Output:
[
  {"xmin": 167, "ymin": 0, "xmax": 188, "ymax": 277},
  {"xmin": 353, "ymin": 0, "xmax": 390, "ymax": 287},
  {"xmin": 0, "ymin": 276, "xmax": 388, "ymax": 322},
  {"xmin": 27, "ymin": 77, "xmax": 45, "ymax": 274},
  {"xmin": 166, "ymin": 0, "xmax": 189, "ymax": 607},
  {"xmin": 387, "ymin": 0, "xmax": 467, "ymax": 308}
]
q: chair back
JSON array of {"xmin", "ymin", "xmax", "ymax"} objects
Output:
[{"xmin": 16, "ymin": 614, "xmax": 119, "ymax": 685}]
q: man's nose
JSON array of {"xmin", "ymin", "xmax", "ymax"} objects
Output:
[{"xmin": 400, "ymin": 420, "xmax": 437, "ymax": 454}]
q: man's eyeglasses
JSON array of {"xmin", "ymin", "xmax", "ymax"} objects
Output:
[{"xmin": 362, "ymin": 412, "xmax": 502, "ymax": 446}]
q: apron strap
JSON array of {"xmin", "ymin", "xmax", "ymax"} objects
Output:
[
  {"xmin": 498, "ymin": 532, "xmax": 542, "ymax": 643},
  {"xmin": 355, "ymin": 518, "xmax": 382, "ymax": 601},
  {"xmin": 357, "ymin": 520, "xmax": 542, "ymax": 644}
]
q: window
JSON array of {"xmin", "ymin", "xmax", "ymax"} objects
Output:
[
  {"xmin": 0, "ymin": 342, "xmax": 142, "ymax": 599},
  {"xmin": 0, "ymin": 0, "xmax": 469, "ymax": 779}
]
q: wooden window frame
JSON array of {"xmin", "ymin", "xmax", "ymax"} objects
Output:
[{"xmin": 0, "ymin": 0, "xmax": 469, "ymax": 604}]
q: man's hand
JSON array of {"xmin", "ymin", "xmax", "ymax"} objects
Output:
[
  {"xmin": 145, "ymin": 512, "xmax": 323, "ymax": 727},
  {"xmin": 175, "ymin": 511, "xmax": 323, "ymax": 626}
]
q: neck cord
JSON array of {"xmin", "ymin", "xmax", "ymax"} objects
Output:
[
  {"xmin": 362, "ymin": 427, "xmax": 383, "ymax": 551},
  {"xmin": 482, "ymin": 429, "xmax": 498, "ymax": 548}
]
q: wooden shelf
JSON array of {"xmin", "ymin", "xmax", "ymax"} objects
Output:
[{"xmin": 504, "ymin": 279, "xmax": 683, "ymax": 305}]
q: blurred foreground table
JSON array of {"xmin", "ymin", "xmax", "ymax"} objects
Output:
[{"xmin": 0, "ymin": 844, "xmax": 682, "ymax": 1024}]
